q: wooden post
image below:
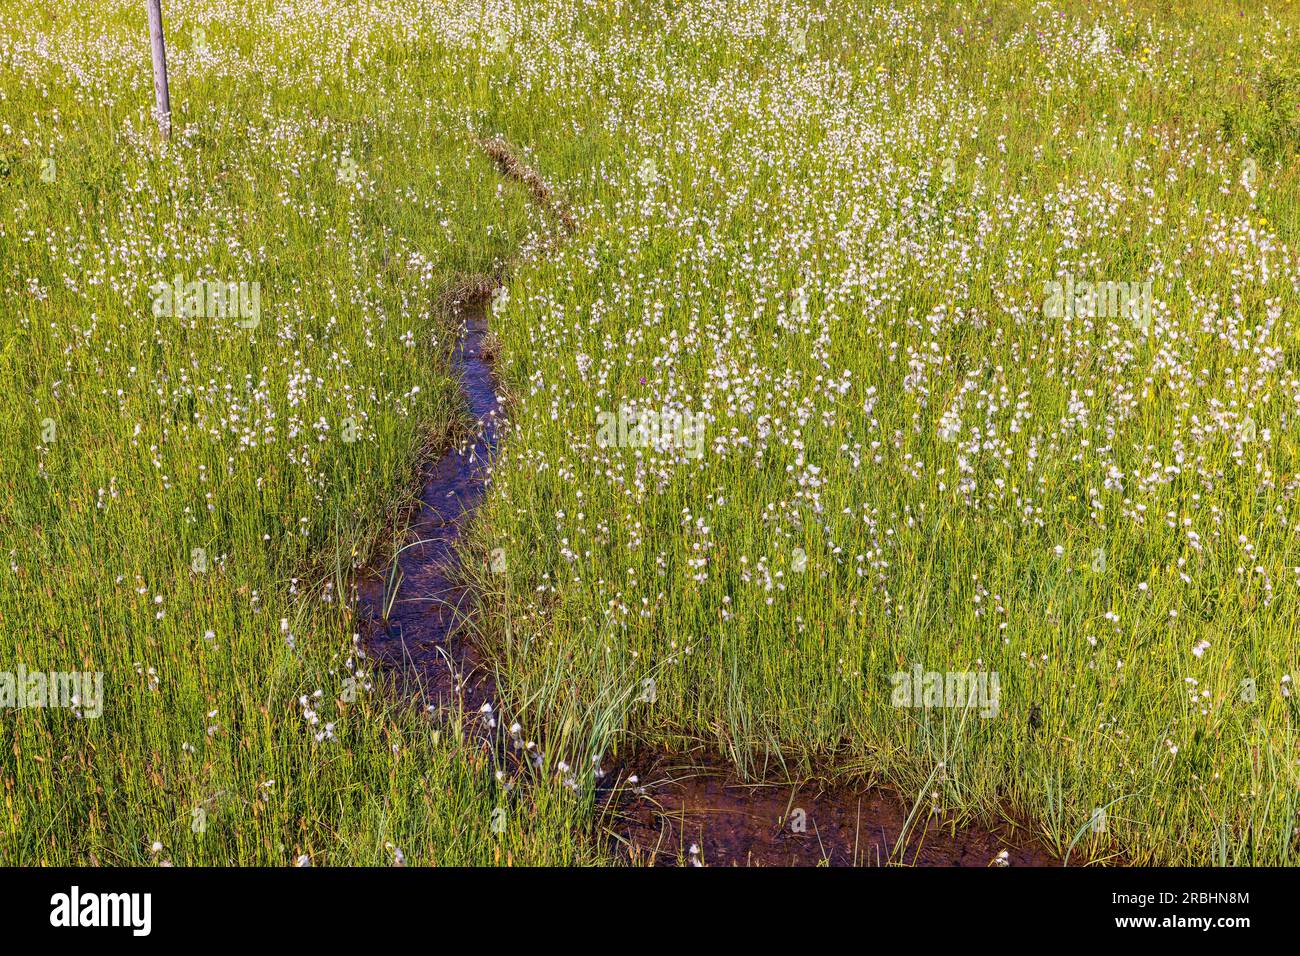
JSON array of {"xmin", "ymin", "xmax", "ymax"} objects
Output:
[{"xmin": 145, "ymin": 0, "xmax": 171, "ymax": 139}]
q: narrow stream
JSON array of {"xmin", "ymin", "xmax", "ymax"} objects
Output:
[
  {"xmin": 359, "ymin": 302, "xmax": 498, "ymax": 715},
  {"xmin": 356, "ymin": 299, "xmax": 1061, "ymax": 866}
]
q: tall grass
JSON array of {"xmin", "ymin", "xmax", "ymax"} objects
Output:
[
  {"xmin": 3, "ymin": 0, "xmax": 1299, "ymax": 866},
  {"xmin": 464, "ymin": 0, "xmax": 1300, "ymax": 865},
  {"xmin": 0, "ymin": 0, "xmax": 593, "ymax": 865}
]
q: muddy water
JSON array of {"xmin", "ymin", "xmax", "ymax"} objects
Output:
[
  {"xmin": 358, "ymin": 303, "xmax": 499, "ymax": 716},
  {"xmin": 608, "ymin": 755, "xmax": 1060, "ymax": 867},
  {"xmin": 358, "ymin": 301, "xmax": 1061, "ymax": 866}
]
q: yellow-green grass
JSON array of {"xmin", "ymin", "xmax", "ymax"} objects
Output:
[
  {"xmin": 0, "ymin": 0, "xmax": 592, "ymax": 865},
  {"xmin": 466, "ymin": 0, "xmax": 1300, "ymax": 865},
  {"xmin": 3, "ymin": 0, "xmax": 1300, "ymax": 866}
]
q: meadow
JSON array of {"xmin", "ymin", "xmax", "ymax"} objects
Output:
[{"xmin": 2, "ymin": 0, "xmax": 1299, "ymax": 865}]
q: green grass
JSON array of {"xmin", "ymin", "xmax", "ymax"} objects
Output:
[
  {"xmin": 3, "ymin": 0, "xmax": 1300, "ymax": 865},
  {"xmin": 465, "ymin": 0, "xmax": 1300, "ymax": 865},
  {"xmin": 0, "ymin": 0, "xmax": 592, "ymax": 865}
]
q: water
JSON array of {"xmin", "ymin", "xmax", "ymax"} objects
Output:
[{"xmin": 359, "ymin": 304, "xmax": 500, "ymax": 714}]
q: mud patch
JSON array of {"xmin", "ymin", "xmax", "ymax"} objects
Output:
[
  {"xmin": 606, "ymin": 755, "xmax": 1060, "ymax": 867},
  {"xmin": 476, "ymin": 135, "xmax": 577, "ymax": 235}
]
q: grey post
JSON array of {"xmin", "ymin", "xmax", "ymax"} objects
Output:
[{"xmin": 145, "ymin": 0, "xmax": 171, "ymax": 138}]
